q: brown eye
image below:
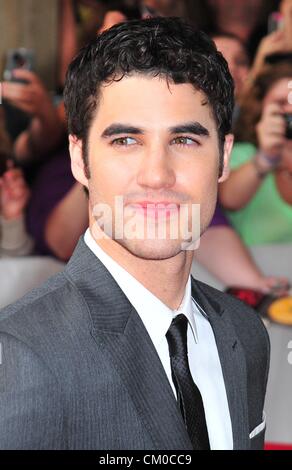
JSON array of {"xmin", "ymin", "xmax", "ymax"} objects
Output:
[
  {"xmin": 112, "ymin": 137, "xmax": 136, "ymax": 146},
  {"xmin": 172, "ymin": 136, "xmax": 197, "ymax": 146}
]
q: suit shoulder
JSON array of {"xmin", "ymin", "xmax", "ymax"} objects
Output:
[
  {"xmin": 193, "ymin": 278, "xmax": 270, "ymax": 350},
  {"xmin": 0, "ymin": 270, "xmax": 66, "ymax": 320},
  {"xmin": 0, "ymin": 270, "xmax": 90, "ymax": 340}
]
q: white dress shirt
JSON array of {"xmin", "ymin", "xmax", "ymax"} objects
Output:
[{"xmin": 84, "ymin": 228, "xmax": 233, "ymax": 449}]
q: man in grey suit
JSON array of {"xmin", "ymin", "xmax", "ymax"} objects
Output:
[{"xmin": 0, "ymin": 17, "xmax": 269, "ymax": 450}]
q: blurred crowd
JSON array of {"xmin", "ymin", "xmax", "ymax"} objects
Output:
[{"xmin": 1, "ymin": 0, "xmax": 292, "ymax": 295}]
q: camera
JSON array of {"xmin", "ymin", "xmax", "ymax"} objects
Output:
[
  {"xmin": 284, "ymin": 113, "xmax": 292, "ymax": 140},
  {"xmin": 0, "ymin": 154, "xmax": 8, "ymax": 178},
  {"xmin": 3, "ymin": 48, "xmax": 35, "ymax": 84}
]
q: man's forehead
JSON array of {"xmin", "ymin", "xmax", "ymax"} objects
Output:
[
  {"xmin": 89, "ymin": 75, "xmax": 216, "ymax": 135},
  {"xmin": 96, "ymin": 74, "xmax": 210, "ymax": 115}
]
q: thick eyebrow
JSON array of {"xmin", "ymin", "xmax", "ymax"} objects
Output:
[
  {"xmin": 168, "ymin": 122, "xmax": 209, "ymax": 137},
  {"xmin": 100, "ymin": 121, "xmax": 210, "ymax": 139},
  {"xmin": 101, "ymin": 124, "xmax": 144, "ymax": 138}
]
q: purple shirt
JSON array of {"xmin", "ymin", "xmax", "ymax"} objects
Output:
[
  {"xmin": 210, "ymin": 203, "xmax": 230, "ymax": 227},
  {"xmin": 26, "ymin": 148, "xmax": 75, "ymax": 257}
]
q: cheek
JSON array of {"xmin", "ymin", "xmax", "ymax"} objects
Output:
[
  {"xmin": 89, "ymin": 150, "xmax": 135, "ymax": 200},
  {"xmin": 178, "ymin": 159, "xmax": 219, "ymax": 198}
]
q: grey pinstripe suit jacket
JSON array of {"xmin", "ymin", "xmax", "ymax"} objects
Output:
[{"xmin": 0, "ymin": 237, "xmax": 269, "ymax": 449}]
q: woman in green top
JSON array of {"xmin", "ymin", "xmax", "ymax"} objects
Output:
[{"xmin": 219, "ymin": 62, "xmax": 292, "ymax": 245}]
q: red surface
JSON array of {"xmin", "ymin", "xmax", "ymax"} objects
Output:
[{"xmin": 265, "ymin": 442, "xmax": 292, "ymax": 450}]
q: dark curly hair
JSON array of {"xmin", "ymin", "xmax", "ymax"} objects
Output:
[{"xmin": 64, "ymin": 16, "xmax": 234, "ymax": 175}]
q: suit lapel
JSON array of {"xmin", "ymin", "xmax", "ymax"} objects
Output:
[
  {"xmin": 93, "ymin": 310, "xmax": 192, "ymax": 450},
  {"xmin": 191, "ymin": 278, "xmax": 250, "ymax": 450},
  {"xmin": 66, "ymin": 238, "xmax": 192, "ymax": 450}
]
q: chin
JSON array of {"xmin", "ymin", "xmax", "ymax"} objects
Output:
[{"xmin": 116, "ymin": 238, "xmax": 186, "ymax": 261}]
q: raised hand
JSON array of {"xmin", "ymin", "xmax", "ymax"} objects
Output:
[
  {"xmin": 0, "ymin": 163, "xmax": 30, "ymax": 220},
  {"xmin": 256, "ymin": 103, "xmax": 286, "ymax": 159},
  {"xmin": 2, "ymin": 69, "xmax": 55, "ymax": 119}
]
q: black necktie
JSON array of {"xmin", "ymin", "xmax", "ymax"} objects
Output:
[{"xmin": 166, "ymin": 314, "xmax": 210, "ymax": 450}]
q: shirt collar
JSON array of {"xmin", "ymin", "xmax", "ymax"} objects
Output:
[
  {"xmin": 84, "ymin": 228, "xmax": 198, "ymax": 350},
  {"xmin": 174, "ymin": 276, "xmax": 198, "ymax": 342}
]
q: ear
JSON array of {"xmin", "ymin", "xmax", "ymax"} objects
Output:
[
  {"xmin": 69, "ymin": 135, "xmax": 89, "ymax": 188},
  {"xmin": 218, "ymin": 133, "xmax": 234, "ymax": 183}
]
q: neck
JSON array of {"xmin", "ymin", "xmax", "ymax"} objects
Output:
[{"xmin": 89, "ymin": 224, "xmax": 194, "ymax": 310}]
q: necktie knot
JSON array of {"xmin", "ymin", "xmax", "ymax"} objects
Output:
[{"xmin": 166, "ymin": 314, "xmax": 188, "ymax": 358}]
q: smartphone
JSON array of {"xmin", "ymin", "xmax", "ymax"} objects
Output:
[
  {"xmin": 284, "ymin": 113, "xmax": 292, "ymax": 139},
  {"xmin": 268, "ymin": 12, "xmax": 284, "ymax": 34},
  {"xmin": 3, "ymin": 48, "xmax": 35, "ymax": 84}
]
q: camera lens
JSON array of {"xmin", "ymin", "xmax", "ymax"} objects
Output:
[{"xmin": 13, "ymin": 52, "xmax": 25, "ymax": 68}]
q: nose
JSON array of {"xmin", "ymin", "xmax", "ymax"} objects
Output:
[{"xmin": 136, "ymin": 145, "xmax": 176, "ymax": 190}]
